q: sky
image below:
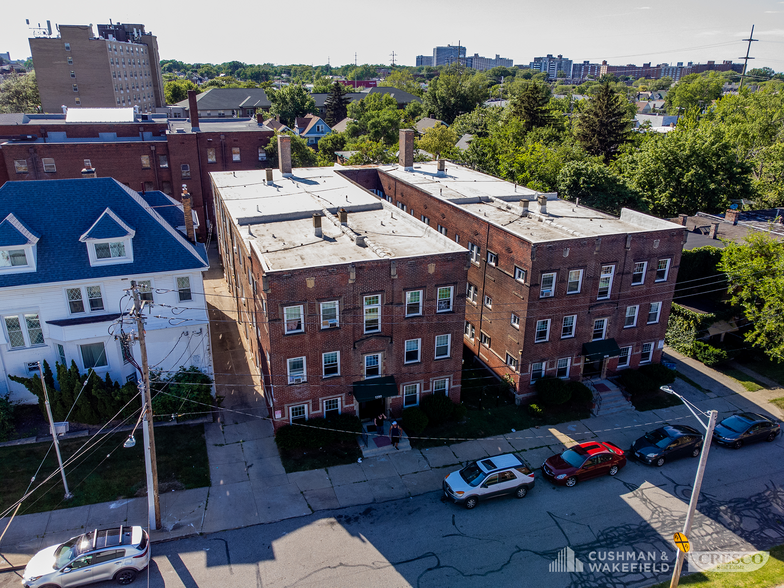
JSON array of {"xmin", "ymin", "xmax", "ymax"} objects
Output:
[{"xmin": 3, "ymin": 0, "xmax": 784, "ymax": 72}]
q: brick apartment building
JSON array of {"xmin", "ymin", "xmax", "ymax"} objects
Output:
[
  {"xmin": 0, "ymin": 94, "xmax": 275, "ymax": 240},
  {"xmin": 211, "ymin": 137, "xmax": 468, "ymax": 428},
  {"xmin": 30, "ymin": 23, "xmax": 165, "ymax": 113},
  {"xmin": 340, "ymin": 130, "xmax": 686, "ymax": 401}
]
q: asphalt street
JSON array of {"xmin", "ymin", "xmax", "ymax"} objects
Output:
[{"xmin": 3, "ymin": 433, "xmax": 783, "ymax": 588}]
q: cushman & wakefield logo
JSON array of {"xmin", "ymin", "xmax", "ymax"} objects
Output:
[{"xmin": 550, "ymin": 547, "xmax": 670, "ymax": 573}]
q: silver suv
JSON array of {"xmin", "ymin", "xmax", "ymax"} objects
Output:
[
  {"xmin": 443, "ymin": 453, "xmax": 535, "ymax": 509},
  {"xmin": 22, "ymin": 525, "xmax": 150, "ymax": 587}
]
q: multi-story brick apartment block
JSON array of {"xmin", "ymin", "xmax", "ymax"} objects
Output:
[
  {"xmin": 211, "ymin": 138, "xmax": 468, "ymax": 429},
  {"xmin": 0, "ymin": 97, "xmax": 275, "ymax": 241},
  {"xmin": 30, "ymin": 23, "xmax": 165, "ymax": 113},
  {"xmin": 340, "ymin": 131, "xmax": 686, "ymax": 401}
]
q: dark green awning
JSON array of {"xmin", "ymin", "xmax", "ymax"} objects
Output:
[
  {"xmin": 582, "ymin": 339, "xmax": 622, "ymax": 362},
  {"xmin": 352, "ymin": 376, "xmax": 398, "ymax": 403}
]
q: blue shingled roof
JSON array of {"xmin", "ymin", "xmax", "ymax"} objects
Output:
[
  {"xmin": 0, "ymin": 178, "xmax": 208, "ymax": 288},
  {"xmin": 0, "ymin": 216, "xmax": 32, "ymax": 246},
  {"xmin": 139, "ymin": 191, "xmax": 185, "ymax": 231},
  {"xmin": 81, "ymin": 209, "xmax": 134, "ymax": 240}
]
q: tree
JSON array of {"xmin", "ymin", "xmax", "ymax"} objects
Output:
[
  {"xmin": 746, "ymin": 67, "xmax": 775, "ymax": 82},
  {"xmin": 315, "ymin": 131, "xmax": 348, "ymax": 166},
  {"xmin": 666, "ymin": 72, "xmax": 724, "ymax": 113},
  {"xmin": 423, "ymin": 70, "xmax": 488, "ymax": 124},
  {"xmin": 311, "ymin": 76, "xmax": 334, "ymax": 93},
  {"xmin": 267, "ymin": 84, "xmax": 317, "ymax": 126},
  {"xmin": 346, "ymin": 93, "xmax": 401, "ymax": 145},
  {"xmin": 417, "ymin": 125, "xmax": 458, "ymax": 159},
  {"xmin": 323, "ymin": 81, "xmax": 350, "ymax": 127},
  {"xmin": 575, "ymin": 81, "xmax": 634, "ymax": 163},
  {"xmin": 508, "ymin": 81, "xmax": 556, "ymax": 132},
  {"xmin": 346, "ymin": 138, "xmax": 394, "ymax": 164},
  {"xmin": 164, "ymin": 80, "xmax": 198, "ymax": 105},
  {"xmin": 719, "ymin": 233, "xmax": 784, "ymax": 361},
  {"xmin": 649, "ymin": 76, "xmax": 673, "ymax": 91},
  {"xmin": 379, "ymin": 69, "xmax": 422, "ymax": 97},
  {"xmin": 0, "ymin": 73, "xmax": 41, "ymax": 113},
  {"xmin": 264, "ymin": 131, "xmax": 317, "ymax": 167},
  {"xmin": 557, "ymin": 161, "xmax": 644, "ymax": 214}
]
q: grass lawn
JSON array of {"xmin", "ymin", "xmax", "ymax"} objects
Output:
[
  {"xmin": 279, "ymin": 442, "xmax": 362, "ymax": 473},
  {"xmin": 0, "ymin": 424, "xmax": 210, "ymax": 516},
  {"xmin": 719, "ymin": 368, "xmax": 766, "ymax": 392},
  {"xmin": 772, "ymin": 398, "xmax": 784, "ymax": 412},
  {"xmin": 738, "ymin": 357, "xmax": 784, "ymax": 388},
  {"xmin": 675, "ymin": 372, "xmax": 708, "ymax": 393},
  {"xmin": 648, "ymin": 544, "xmax": 784, "ymax": 588},
  {"xmin": 630, "ymin": 391, "xmax": 683, "ymax": 412}
]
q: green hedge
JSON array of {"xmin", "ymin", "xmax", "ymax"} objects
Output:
[
  {"xmin": 618, "ymin": 364, "xmax": 676, "ymax": 398},
  {"xmin": 693, "ymin": 341, "xmax": 728, "ymax": 367},
  {"xmin": 401, "ymin": 407, "xmax": 429, "ymax": 435},
  {"xmin": 420, "ymin": 394, "xmax": 456, "ymax": 425},
  {"xmin": 535, "ymin": 377, "xmax": 572, "ymax": 406}
]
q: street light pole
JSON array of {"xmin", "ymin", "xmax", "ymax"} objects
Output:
[{"xmin": 660, "ymin": 386, "xmax": 717, "ymax": 588}]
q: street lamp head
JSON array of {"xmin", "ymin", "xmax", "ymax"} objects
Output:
[
  {"xmin": 123, "ymin": 434, "xmax": 136, "ymax": 449},
  {"xmin": 660, "ymin": 385, "xmax": 675, "ymax": 395}
]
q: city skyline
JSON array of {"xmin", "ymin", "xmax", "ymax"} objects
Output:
[{"xmin": 2, "ymin": 0, "xmax": 783, "ymax": 72}]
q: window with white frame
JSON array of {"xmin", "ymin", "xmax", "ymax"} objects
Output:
[
  {"xmin": 322, "ymin": 351, "xmax": 340, "ymax": 377},
  {"xmin": 284, "ymin": 305, "xmax": 304, "ymax": 334},
  {"xmin": 323, "ymin": 398, "xmax": 340, "ymax": 418},
  {"xmin": 289, "ymin": 403, "xmax": 308, "ymax": 423},
  {"xmin": 405, "ymin": 290, "xmax": 422, "ymax": 316},
  {"xmin": 540, "ymin": 272, "xmax": 555, "ymax": 297},
  {"xmin": 618, "ymin": 346, "xmax": 631, "ymax": 368},
  {"xmin": 57, "ymin": 343, "xmax": 67, "ymax": 366},
  {"xmin": 287, "ymin": 357, "xmax": 306, "ymax": 384},
  {"xmin": 3, "ymin": 313, "xmax": 44, "ymax": 349},
  {"xmin": 404, "ymin": 339, "xmax": 421, "ymax": 363},
  {"xmin": 320, "ymin": 300, "xmax": 339, "ymax": 328},
  {"xmin": 483, "ymin": 295, "xmax": 492, "ymax": 309},
  {"xmin": 640, "ymin": 342, "xmax": 654, "ymax": 364},
  {"xmin": 94, "ymin": 240, "xmax": 128, "ymax": 261},
  {"xmin": 487, "ymin": 251, "xmax": 498, "ymax": 266},
  {"xmin": 365, "ymin": 353, "xmax": 381, "ymax": 377},
  {"xmin": 466, "ymin": 283, "xmax": 478, "ymax": 304},
  {"xmin": 480, "ymin": 331, "xmax": 491, "ymax": 348},
  {"xmin": 0, "ymin": 248, "xmax": 29, "ymax": 268},
  {"xmin": 435, "ymin": 334, "xmax": 451, "ymax": 359},
  {"xmin": 535, "ymin": 319, "xmax": 551, "ymax": 343},
  {"xmin": 561, "ymin": 315, "xmax": 576, "ymax": 339},
  {"xmin": 592, "ymin": 318, "xmax": 607, "ymax": 341},
  {"xmin": 655, "ymin": 259, "xmax": 671, "ymax": 282},
  {"xmin": 625, "ymin": 305, "xmax": 639, "ymax": 328},
  {"xmin": 80, "ymin": 342, "xmax": 108, "ymax": 369},
  {"xmin": 66, "ymin": 286, "xmax": 104, "ymax": 314},
  {"xmin": 437, "ymin": 286, "xmax": 454, "ymax": 312},
  {"xmin": 180, "ymin": 164, "xmax": 191, "ymax": 178},
  {"xmin": 403, "ymin": 383, "xmax": 419, "ymax": 407},
  {"xmin": 511, "ymin": 313, "xmax": 520, "ymax": 329},
  {"xmin": 437, "ymin": 224, "xmax": 447, "ymax": 236},
  {"xmin": 597, "ymin": 265, "xmax": 614, "ymax": 300},
  {"xmin": 468, "ymin": 242, "xmax": 480, "ymax": 264},
  {"xmin": 647, "ymin": 301, "xmax": 662, "ymax": 324},
  {"xmin": 14, "ymin": 160, "xmax": 28, "ymax": 173},
  {"xmin": 42, "ymin": 158, "xmax": 57, "ymax": 173},
  {"xmin": 514, "ymin": 266, "xmax": 527, "ymax": 283},
  {"xmin": 506, "ymin": 353, "xmax": 519, "ymax": 371},
  {"xmin": 567, "ymin": 269, "xmax": 583, "ymax": 294},
  {"xmin": 464, "ymin": 321, "xmax": 475, "ymax": 340},
  {"xmin": 556, "ymin": 357, "xmax": 570, "ymax": 379},
  {"xmin": 531, "ymin": 362, "xmax": 545, "ymax": 383},
  {"xmin": 632, "ymin": 261, "xmax": 647, "ymax": 285},
  {"xmin": 177, "ymin": 277, "xmax": 192, "ymax": 302},
  {"xmin": 363, "ymin": 295, "xmax": 381, "ymax": 333},
  {"xmin": 433, "ymin": 378, "xmax": 449, "ymax": 395},
  {"xmin": 232, "ymin": 147, "xmax": 241, "ymax": 162}
]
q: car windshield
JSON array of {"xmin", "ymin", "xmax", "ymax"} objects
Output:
[
  {"xmin": 460, "ymin": 463, "xmax": 486, "ymax": 487},
  {"xmin": 560, "ymin": 449, "xmax": 587, "ymax": 468},
  {"xmin": 644, "ymin": 429, "xmax": 671, "ymax": 448},
  {"xmin": 721, "ymin": 416, "xmax": 749, "ymax": 434},
  {"xmin": 53, "ymin": 537, "xmax": 80, "ymax": 569}
]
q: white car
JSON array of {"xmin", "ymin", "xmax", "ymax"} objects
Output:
[
  {"xmin": 443, "ymin": 453, "xmax": 535, "ymax": 509},
  {"xmin": 22, "ymin": 526, "xmax": 150, "ymax": 587}
]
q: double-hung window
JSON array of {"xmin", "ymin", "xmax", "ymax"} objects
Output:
[
  {"xmin": 322, "ymin": 351, "xmax": 340, "ymax": 377},
  {"xmin": 466, "ymin": 283, "xmax": 478, "ymax": 304},
  {"xmin": 567, "ymin": 270, "xmax": 583, "ymax": 294},
  {"xmin": 506, "ymin": 353, "xmax": 519, "ymax": 371},
  {"xmin": 531, "ymin": 362, "xmax": 545, "ymax": 383},
  {"xmin": 540, "ymin": 272, "xmax": 555, "ymax": 297},
  {"xmin": 640, "ymin": 342, "xmax": 654, "ymax": 364},
  {"xmin": 405, "ymin": 291, "xmax": 422, "ymax": 316},
  {"xmin": 625, "ymin": 305, "xmax": 638, "ymax": 328},
  {"xmin": 597, "ymin": 265, "xmax": 614, "ymax": 300},
  {"xmin": 514, "ymin": 266, "xmax": 527, "ymax": 283},
  {"xmin": 556, "ymin": 358, "xmax": 570, "ymax": 379},
  {"xmin": 3, "ymin": 313, "xmax": 44, "ymax": 349},
  {"xmin": 232, "ymin": 147, "xmax": 241, "ymax": 162},
  {"xmin": 324, "ymin": 398, "xmax": 340, "ymax": 417},
  {"xmin": 535, "ymin": 319, "xmax": 550, "ymax": 343},
  {"xmin": 433, "ymin": 378, "xmax": 449, "ymax": 395},
  {"xmin": 561, "ymin": 315, "xmax": 576, "ymax": 338},
  {"xmin": 284, "ymin": 305, "xmax": 304, "ymax": 334},
  {"xmin": 632, "ymin": 262, "xmax": 647, "ymax": 285},
  {"xmin": 66, "ymin": 286, "xmax": 104, "ymax": 314},
  {"xmin": 618, "ymin": 346, "xmax": 631, "ymax": 368},
  {"xmin": 592, "ymin": 318, "xmax": 607, "ymax": 341},
  {"xmin": 176, "ymin": 277, "xmax": 192, "ymax": 302},
  {"xmin": 365, "ymin": 353, "xmax": 381, "ymax": 377},
  {"xmin": 435, "ymin": 334, "xmax": 451, "ymax": 359},
  {"xmin": 655, "ymin": 259, "xmax": 671, "ymax": 282},
  {"xmin": 467, "ymin": 242, "xmax": 480, "ymax": 264},
  {"xmin": 320, "ymin": 301, "xmax": 339, "ymax": 328},
  {"xmin": 483, "ymin": 295, "xmax": 492, "ymax": 309},
  {"xmin": 647, "ymin": 301, "xmax": 662, "ymax": 324},
  {"xmin": 403, "ymin": 383, "xmax": 419, "ymax": 407},
  {"xmin": 363, "ymin": 295, "xmax": 381, "ymax": 333},
  {"xmin": 464, "ymin": 322, "xmax": 475, "ymax": 340},
  {"xmin": 487, "ymin": 251, "xmax": 498, "ymax": 266},
  {"xmin": 290, "ymin": 404, "xmax": 308, "ymax": 423},
  {"xmin": 511, "ymin": 313, "xmax": 520, "ymax": 329},
  {"xmin": 437, "ymin": 286, "xmax": 453, "ymax": 312},
  {"xmin": 404, "ymin": 339, "xmax": 421, "ymax": 363},
  {"xmin": 287, "ymin": 357, "xmax": 306, "ymax": 384},
  {"xmin": 480, "ymin": 332, "xmax": 491, "ymax": 348}
]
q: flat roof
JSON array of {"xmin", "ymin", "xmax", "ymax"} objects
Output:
[
  {"xmin": 378, "ymin": 162, "xmax": 682, "ymax": 243},
  {"xmin": 65, "ymin": 107, "xmax": 135, "ymax": 123},
  {"xmin": 211, "ymin": 167, "xmax": 466, "ymax": 272},
  {"xmin": 168, "ymin": 119, "xmax": 273, "ymax": 133}
]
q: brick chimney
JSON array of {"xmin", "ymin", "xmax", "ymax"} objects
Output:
[
  {"xmin": 725, "ymin": 208, "xmax": 740, "ymax": 225},
  {"xmin": 278, "ymin": 135, "xmax": 292, "ymax": 176},
  {"xmin": 181, "ymin": 185, "xmax": 195, "ymax": 242},
  {"xmin": 265, "ymin": 168, "xmax": 273, "ymax": 182},
  {"xmin": 188, "ymin": 90, "xmax": 200, "ymax": 132},
  {"xmin": 520, "ymin": 199, "xmax": 529, "ymax": 216},
  {"xmin": 313, "ymin": 213, "xmax": 323, "ymax": 238},
  {"xmin": 399, "ymin": 129, "xmax": 414, "ymax": 170},
  {"xmin": 437, "ymin": 159, "xmax": 446, "ymax": 175},
  {"xmin": 81, "ymin": 166, "xmax": 97, "ymax": 178},
  {"xmin": 339, "ymin": 208, "xmax": 348, "ymax": 226},
  {"xmin": 537, "ymin": 194, "xmax": 548, "ymax": 215},
  {"xmin": 711, "ymin": 222, "xmax": 720, "ymax": 239},
  {"xmin": 678, "ymin": 214, "xmax": 688, "ymax": 226}
]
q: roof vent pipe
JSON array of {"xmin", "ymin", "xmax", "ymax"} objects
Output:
[
  {"xmin": 313, "ymin": 213, "xmax": 323, "ymax": 238},
  {"xmin": 339, "ymin": 208, "xmax": 348, "ymax": 226}
]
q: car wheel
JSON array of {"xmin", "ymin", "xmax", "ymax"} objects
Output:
[
  {"xmin": 691, "ymin": 446, "xmax": 701, "ymax": 457},
  {"xmin": 655, "ymin": 457, "xmax": 665, "ymax": 467},
  {"xmin": 565, "ymin": 476, "xmax": 577, "ymax": 487},
  {"xmin": 609, "ymin": 465, "xmax": 619, "ymax": 476},
  {"xmin": 767, "ymin": 432, "xmax": 777, "ymax": 442},
  {"xmin": 115, "ymin": 569, "xmax": 138, "ymax": 585},
  {"xmin": 515, "ymin": 486, "xmax": 528, "ymax": 499},
  {"xmin": 464, "ymin": 497, "xmax": 478, "ymax": 510},
  {"xmin": 733, "ymin": 440, "xmax": 743, "ymax": 449}
]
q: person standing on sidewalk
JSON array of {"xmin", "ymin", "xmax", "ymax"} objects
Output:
[{"xmin": 390, "ymin": 421, "xmax": 401, "ymax": 450}]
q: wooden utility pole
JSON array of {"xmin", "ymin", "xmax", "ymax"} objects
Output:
[
  {"xmin": 39, "ymin": 362, "xmax": 72, "ymax": 500},
  {"xmin": 739, "ymin": 25, "xmax": 758, "ymax": 91},
  {"xmin": 130, "ymin": 280, "xmax": 161, "ymax": 530}
]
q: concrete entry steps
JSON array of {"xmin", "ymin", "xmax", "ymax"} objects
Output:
[
  {"xmin": 358, "ymin": 420, "xmax": 411, "ymax": 458},
  {"xmin": 587, "ymin": 378, "xmax": 635, "ymax": 416}
]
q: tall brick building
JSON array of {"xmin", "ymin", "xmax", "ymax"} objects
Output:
[
  {"xmin": 340, "ymin": 131, "xmax": 686, "ymax": 401},
  {"xmin": 30, "ymin": 23, "xmax": 165, "ymax": 113},
  {"xmin": 211, "ymin": 140, "xmax": 468, "ymax": 428}
]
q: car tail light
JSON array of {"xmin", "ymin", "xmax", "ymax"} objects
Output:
[{"xmin": 133, "ymin": 544, "xmax": 149, "ymax": 559}]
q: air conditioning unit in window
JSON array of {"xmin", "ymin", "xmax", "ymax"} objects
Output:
[
  {"xmin": 292, "ymin": 377, "xmax": 303, "ymax": 384},
  {"xmin": 322, "ymin": 319, "xmax": 338, "ymax": 328},
  {"xmin": 541, "ymin": 290, "xmax": 552, "ymax": 297}
]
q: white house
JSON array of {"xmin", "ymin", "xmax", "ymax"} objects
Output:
[{"xmin": 0, "ymin": 178, "xmax": 213, "ymax": 403}]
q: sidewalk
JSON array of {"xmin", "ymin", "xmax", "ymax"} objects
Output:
[{"xmin": 3, "ymin": 255, "xmax": 783, "ymax": 570}]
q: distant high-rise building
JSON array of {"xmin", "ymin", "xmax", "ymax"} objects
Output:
[
  {"xmin": 468, "ymin": 54, "xmax": 514, "ymax": 71},
  {"xmin": 30, "ymin": 22, "xmax": 165, "ymax": 113},
  {"xmin": 571, "ymin": 61, "xmax": 602, "ymax": 82},
  {"xmin": 433, "ymin": 45, "xmax": 467, "ymax": 67},
  {"xmin": 529, "ymin": 54, "xmax": 573, "ymax": 80},
  {"xmin": 415, "ymin": 55, "xmax": 433, "ymax": 67}
]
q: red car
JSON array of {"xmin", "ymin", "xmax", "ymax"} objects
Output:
[{"xmin": 542, "ymin": 441, "xmax": 627, "ymax": 487}]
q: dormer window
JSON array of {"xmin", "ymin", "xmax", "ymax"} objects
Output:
[
  {"xmin": 0, "ymin": 249, "xmax": 27, "ymax": 267},
  {"xmin": 0, "ymin": 213, "xmax": 39, "ymax": 274},
  {"xmin": 80, "ymin": 208, "xmax": 135, "ymax": 267},
  {"xmin": 95, "ymin": 241, "xmax": 126, "ymax": 259}
]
